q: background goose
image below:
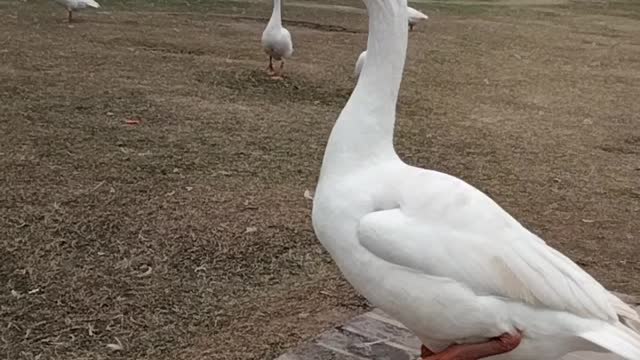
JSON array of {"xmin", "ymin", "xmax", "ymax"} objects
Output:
[
  {"xmin": 408, "ymin": 6, "xmax": 428, "ymax": 31},
  {"xmin": 354, "ymin": 6, "xmax": 428, "ymax": 78},
  {"xmin": 54, "ymin": 0, "xmax": 100, "ymax": 23},
  {"xmin": 312, "ymin": 0, "xmax": 640, "ymax": 359},
  {"xmin": 261, "ymin": 0, "xmax": 293, "ymax": 79},
  {"xmin": 354, "ymin": 50, "xmax": 367, "ymax": 77}
]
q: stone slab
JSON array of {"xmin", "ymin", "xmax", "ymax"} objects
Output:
[{"xmin": 276, "ymin": 292, "xmax": 639, "ymax": 360}]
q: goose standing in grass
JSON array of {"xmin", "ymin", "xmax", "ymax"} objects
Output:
[
  {"xmin": 261, "ymin": 0, "xmax": 293, "ymax": 79},
  {"xmin": 312, "ymin": 0, "xmax": 640, "ymax": 359},
  {"xmin": 54, "ymin": 0, "xmax": 100, "ymax": 23},
  {"xmin": 408, "ymin": 6, "xmax": 428, "ymax": 31}
]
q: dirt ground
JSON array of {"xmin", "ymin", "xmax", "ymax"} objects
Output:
[{"xmin": 1, "ymin": 0, "xmax": 639, "ymax": 359}]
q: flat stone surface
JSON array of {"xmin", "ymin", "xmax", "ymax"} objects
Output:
[{"xmin": 276, "ymin": 292, "xmax": 639, "ymax": 360}]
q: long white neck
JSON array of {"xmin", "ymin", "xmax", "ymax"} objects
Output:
[
  {"xmin": 268, "ymin": 0, "xmax": 282, "ymax": 27},
  {"xmin": 319, "ymin": 0, "xmax": 408, "ymax": 178}
]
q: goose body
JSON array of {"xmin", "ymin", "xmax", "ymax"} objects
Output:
[
  {"xmin": 54, "ymin": 0, "xmax": 100, "ymax": 22},
  {"xmin": 261, "ymin": 0, "xmax": 293, "ymax": 78},
  {"xmin": 312, "ymin": 1, "xmax": 640, "ymax": 359}
]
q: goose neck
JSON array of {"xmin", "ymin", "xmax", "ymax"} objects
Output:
[
  {"xmin": 320, "ymin": 0, "xmax": 408, "ymax": 176},
  {"xmin": 269, "ymin": 0, "xmax": 282, "ymax": 25}
]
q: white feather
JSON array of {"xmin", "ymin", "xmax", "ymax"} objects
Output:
[{"xmin": 579, "ymin": 323, "xmax": 640, "ymax": 360}]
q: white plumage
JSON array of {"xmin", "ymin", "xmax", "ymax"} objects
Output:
[
  {"xmin": 313, "ymin": 0, "xmax": 640, "ymax": 359},
  {"xmin": 261, "ymin": 0, "xmax": 293, "ymax": 79}
]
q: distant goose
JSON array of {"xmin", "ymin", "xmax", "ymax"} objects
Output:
[
  {"xmin": 54, "ymin": 0, "xmax": 100, "ymax": 23},
  {"xmin": 354, "ymin": 50, "xmax": 367, "ymax": 78},
  {"xmin": 408, "ymin": 6, "xmax": 428, "ymax": 31},
  {"xmin": 261, "ymin": 0, "xmax": 294, "ymax": 79},
  {"xmin": 354, "ymin": 6, "xmax": 428, "ymax": 78}
]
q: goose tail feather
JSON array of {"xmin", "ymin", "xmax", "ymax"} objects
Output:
[{"xmin": 579, "ymin": 322, "xmax": 640, "ymax": 360}]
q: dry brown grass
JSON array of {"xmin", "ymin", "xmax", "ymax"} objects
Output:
[{"xmin": 1, "ymin": 0, "xmax": 639, "ymax": 359}]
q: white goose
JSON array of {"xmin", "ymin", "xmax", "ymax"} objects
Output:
[
  {"xmin": 354, "ymin": 50, "xmax": 367, "ymax": 77},
  {"xmin": 312, "ymin": 1, "xmax": 640, "ymax": 360},
  {"xmin": 408, "ymin": 6, "xmax": 429, "ymax": 31},
  {"xmin": 261, "ymin": 0, "xmax": 293, "ymax": 79},
  {"xmin": 54, "ymin": 0, "xmax": 100, "ymax": 23}
]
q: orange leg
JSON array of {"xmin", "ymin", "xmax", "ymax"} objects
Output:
[
  {"xmin": 421, "ymin": 332, "xmax": 522, "ymax": 360},
  {"xmin": 271, "ymin": 60, "xmax": 284, "ymax": 80}
]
